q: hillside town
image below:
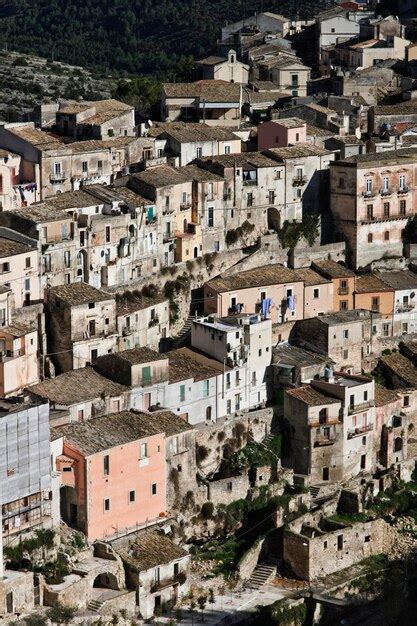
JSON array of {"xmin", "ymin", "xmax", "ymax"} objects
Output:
[{"xmin": 1, "ymin": 1, "xmax": 417, "ymax": 624}]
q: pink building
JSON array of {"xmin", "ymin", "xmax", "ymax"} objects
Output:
[
  {"xmin": 57, "ymin": 411, "xmax": 167, "ymax": 541},
  {"xmin": 258, "ymin": 118, "xmax": 307, "ymax": 150},
  {"xmin": 204, "ymin": 264, "xmax": 304, "ymax": 324}
]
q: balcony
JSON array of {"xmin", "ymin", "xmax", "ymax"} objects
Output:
[
  {"xmin": 292, "ymin": 176, "xmax": 307, "ymax": 187},
  {"xmin": 337, "ymin": 286, "xmax": 349, "ymax": 295},
  {"xmin": 205, "ymin": 193, "xmax": 215, "ymax": 201},
  {"xmin": 50, "ymin": 171, "xmax": 66, "ymax": 183},
  {"xmin": 180, "ymin": 202, "xmax": 191, "ymax": 211},
  {"xmin": 163, "ymin": 232, "xmax": 175, "ymax": 243},
  {"xmin": 347, "ymin": 423, "xmax": 373, "ymax": 439},
  {"xmin": 149, "ymin": 316, "xmax": 159, "ymax": 328},
  {"xmin": 396, "ymin": 301, "xmax": 415, "ymax": 313},
  {"xmin": 397, "ymin": 186, "xmax": 409, "ymax": 195},
  {"xmin": 362, "ymin": 190, "xmax": 376, "ymax": 198},
  {"xmin": 122, "ymin": 327, "xmax": 131, "ymax": 337},
  {"xmin": 380, "ymin": 187, "xmax": 393, "ymax": 197},
  {"xmin": 314, "ymin": 435, "xmax": 336, "ymax": 447},
  {"xmin": 146, "ymin": 216, "xmax": 157, "ymax": 225},
  {"xmin": 347, "ymin": 400, "xmax": 374, "ymax": 415},
  {"xmin": 163, "ymin": 206, "xmax": 175, "ymax": 215}
]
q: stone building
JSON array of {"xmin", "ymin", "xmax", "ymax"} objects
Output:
[
  {"xmin": 197, "ymin": 50, "xmax": 249, "ymax": 84},
  {"xmin": 0, "ymin": 149, "xmax": 38, "ymax": 210},
  {"xmin": 118, "ymin": 531, "xmax": 190, "ymax": 619},
  {"xmin": 56, "ymin": 411, "xmax": 167, "ymax": 541},
  {"xmin": 27, "ymin": 366, "xmax": 129, "ymax": 427},
  {"xmin": 374, "ymin": 384, "xmax": 407, "ymax": 469},
  {"xmin": 284, "ymin": 509, "xmax": 388, "ymax": 581},
  {"xmin": 329, "ymin": 149, "xmax": 417, "ymax": 268},
  {"xmin": 377, "ymin": 270, "xmax": 417, "ymax": 336},
  {"xmin": 53, "ymin": 99, "xmax": 135, "ymax": 140},
  {"xmin": 272, "ymin": 343, "xmax": 331, "ymax": 389},
  {"xmin": 116, "ymin": 294, "xmax": 170, "ymax": 352},
  {"xmin": 45, "ymin": 282, "xmax": 118, "ymax": 373},
  {"xmin": 293, "ymin": 310, "xmax": 375, "ymax": 374},
  {"xmin": 204, "ymin": 264, "xmax": 305, "ymax": 325},
  {"xmin": 0, "ymin": 236, "xmax": 40, "ymax": 309},
  {"xmin": 0, "ymin": 322, "xmax": 39, "ymax": 397},
  {"xmin": 353, "ymin": 274, "xmax": 394, "ymax": 334},
  {"xmin": 312, "ymin": 259, "xmax": 356, "ymax": 312}
]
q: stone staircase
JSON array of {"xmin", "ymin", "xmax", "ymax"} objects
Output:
[
  {"xmin": 87, "ymin": 598, "xmax": 104, "ymax": 613},
  {"xmin": 310, "ymin": 485, "xmax": 321, "ymax": 499},
  {"xmin": 170, "ymin": 314, "xmax": 195, "ymax": 348},
  {"xmin": 245, "ymin": 563, "xmax": 276, "ymax": 590}
]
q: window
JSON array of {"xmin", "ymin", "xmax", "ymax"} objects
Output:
[
  {"xmin": 382, "ymin": 176, "xmax": 389, "ymax": 192},
  {"xmin": 142, "ymin": 366, "xmax": 151, "ymax": 386},
  {"xmin": 366, "ymin": 178, "xmax": 373, "ymax": 193},
  {"xmin": 323, "ymin": 467, "xmax": 329, "ymax": 481},
  {"xmin": 179, "ymin": 384, "xmax": 185, "ymax": 402},
  {"xmin": 82, "ymin": 161, "xmax": 88, "ymax": 173},
  {"xmin": 368, "ymin": 233, "xmax": 373, "ymax": 243},
  {"xmin": 226, "ymin": 399, "xmax": 232, "ymax": 414},
  {"xmin": 400, "ymin": 199, "xmax": 406, "ymax": 215},
  {"xmin": 208, "ymin": 206, "xmax": 214, "ymax": 228},
  {"xmin": 225, "ymin": 145, "xmax": 231, "ymax": 155},
  {"xmin": 196, "ymin": 147, "xmax": 202, "ymax": 158},
  {"xmin": 206, "ymin": 406, "xmax": 212, "ymax": 421},
  {"xmin": 404, "ymin": 395, "xmax": 410, "ymax": 407},
  {"xmin": 372, "ymin": 297, "xmax": 380, "ymax": 312},
  {"xmin": 324, "ymin": 541, "xmax": 328, "ymax": 549},
  {"xmin": 360, "ymin": 454, "xmax": 366, "ymax": 470},
  {"xmin": 269, "ymin": 190, "xmax": 275, "ymax": 204},
  {"xmin": 343, "ymin": 349, "xmax": 349, "ymax": 360},
  {"xmin": 1, "ymin": 262, "xmax": 10, "ymax": 273},
  {"xmin": 104, "ymin": 498, "xmax": 110, "ymax": 512},
  {"xmin": 402, "ymin": 322, "xmax": 408, "ymax": 334},
  {"xmin": 172, "ymin": 436, "xmax": 179, "ymax": 454},
  {"xmin": 226, "ymin": 481, "xmax": 233, "ymax": 492},
  {"xmin": 181, "ymin": 191, "xmax": 187, "ymax": 205},
  {"xmin": 151, "ymin": 483, "xmax": 157, "ymax": 495},
  {"xmin": 247, "ymin": 192, "xmax": 253, "ymax": 207},
  {"xmin": 91, "ymin": 348, "xmax": 98, "ymax": 361},
  {"xmin": 98, "ymin": 159, "xmax": 103, "ymax": 171},
  {"xmin": 140, "ymin": 443, "xmax": 148, "ymax": 459},
  {"xmin": 383, "ymin": 323, "xmax": 390, "ymax": 337},
  {"xmin": 295, "ymin": 132, "xmax": 300, "ymax": 142},
  {"xmin": 64, "ymin": 250, "xmax": 71, "ymax": 268},
  {"xmin": 313, "ymin": 288, "xmax": 319, "ymax": 299},
  {"xmin": 339, "ymin": 177, "xmax": 345, "ymax": 189},
  {"xmin": 384, "ymin": 231, "xmax": 390, "ymax": 241},
  {"xmin": 252, "ymin": 371, "xmax": 257, "ymax": 386},
  {"xmin": 24, "ymin": 278, "xmax": 30, "ymax": 292},
  {"xmin": 399, "ymin": 174, "xmax": 406, "ymax": 190},
  {"xmin": 340, "ymin": 300, "xmax": 348, "ymax": 311},
  {"xmin": 343, "ymin": 329, "xmax": 349, "ymax": 339},
  {"xmin": 319, "ymin": 408, "xmax": 327, "ymax": 424},
  {"xmin": 103, "ymin": 455, "xmax": 109, "ymax": 476},
  {"xmin": 203, "ymin": 380, "xmax": 209, "ymax": 397},
  {"xmin": 383, "ymin": 202, "xmax": 390, "ymax": 218},
  {"xmin": 366, "ymin": 204, "xmax": 373, "ymax": 219},
  {"xmin": 105, "ymin": 225, "xmax": 111, "ymax": 243},
  {"xmin": 337, "ymin": 535, "xmax": 343, "ymax": 551},
  {"xmin": 25, "ymin": 256, "xmax": 31, "ymax": 269},
  {"xmin": 54, "ymin": 162, "xmax": 61, "ymax": 176}
]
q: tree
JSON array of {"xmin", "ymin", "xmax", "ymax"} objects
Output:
[
  {"xmin": 47, "ymin": 602, "xmax": 76, "ymax": 624},
  {"xmin": 197, "ymin": 595, "xmax": 207, "ymax": 622}
]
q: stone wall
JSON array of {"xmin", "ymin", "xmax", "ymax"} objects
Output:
[
  {"xmin": 237, "ymin": 537, "xmax": 266, "ymax": 581},
  {"xmin": 289, "ymin": 241, "xmax": 346, "ymax": 269},
  {"xmin": 0, "ymin": 570, "xmax": 34, "ymax": 617},
  {"xmin": 206, "ymin": 474, "xmax": 251, "ymax": 506},
  {"xmin": 100, "ymin": 590, "xmax": 136, "ymax": 616},
  {"xmin": 195, "ymin": 408, "xmax": 274, "ymax": 475}
]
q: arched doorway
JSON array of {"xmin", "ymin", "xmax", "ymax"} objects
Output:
[
  {"xmin": 193, "ymin": 246, "xmax": 198, "ymax": 258},
  {"xmin": 77, "ymin": 249, "xmax": 88, "ymax": 282},
  {"xmin": 93, "ymin": 573, "xmax": 120, "ymax": 591}
]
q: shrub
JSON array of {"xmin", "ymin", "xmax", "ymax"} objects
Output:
[
  {"xmin": 196, "ymin": 444, "xmax": 209, "ymax": 465},
  {"xmin": 201, "ymin": 502, "xmax": 215, "ymax": 519},
  {"xmin": 24, "ymin": 615, "xmax": 48, "ymax": 626},
  {"xmin": 47, "ymin": 602, "xmax": 76, "ymax": 624}
]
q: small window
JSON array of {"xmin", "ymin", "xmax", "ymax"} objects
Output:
[
  {"xmin": 103, "ymin": 454, "xmax": 109, "ymax": 476},
  {"xmin": 105, "ymin": 225, "xmax": 111, "ymax": 243},
  {"xmin": 25, "ymin": 257, "xmax": 31, "ymax": 268},
  {"xmin": 343, "ymin": 329, "xmax": 349, "ymax": 339},
  {"xmin": 364, "ymin": 535, "xmax": 370, "ymax": 543},
  {"xmin": 368, "ymin": 233, "xmax": 373, "ymax": 243},
  {"xmin": 151, "ymin": 483, "xmax": 157, "ymax": 495},
  {"xmin": 324, "ymin": 541, "xmax": 328, "ymax": 549},
  {"xmin": 140, "ymin": 442, "xmax": 148, "ymax": 459},
  {"xmin": 337, "ymin": 535, "xmax": 343, "ymax": 550},
  {"xmin": 404, "ymin": 395, "xmax": 410, "ymax": 407},
  {"xmin": 104, "ymin": 498, "xmax": 110, "ymax": 511},
  {"xmin": 313, "ymin": 288, "xmax": 319, "ymax": 299},
  {"xmin": 129, "ymin": 490, "xmax": 135, "ymax": 503},
  {"xmin": 180, "ymin": 384, "xmax": 185, "ymax": 402},
  {"xmin": 88, "ymin": 302, "xmax": 95, "ymax": 309},
  {"xmin": 384, "ymin": 231, "xmax": 390, "ymax": 241}
]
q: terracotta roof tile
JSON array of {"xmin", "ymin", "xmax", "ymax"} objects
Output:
[{"xmin": 206, "ymin": 263, "xmax": 302, "ymax": 293}]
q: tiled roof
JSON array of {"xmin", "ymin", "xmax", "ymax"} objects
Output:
[
  {"xmin": 286, "ymin": 385, "xmax": 340, "ymax": 406},
  {"xmin": 206, "ymin": 263, "xmax": 302, "ymax": 293},
  {"xmin": 265, "ymin": 143, "xmax": 332, "ymax": 159},
  {"xmin": 198, "ymin": 151, "xmax": 278, "ymax": 168},
  {"xmin": 107, "ymin": 347, "xmax": 167, "ymax": 365},
  {"xmin": 118, "ymin": 531, "xmax": 188, "ymax": 571},
  {"xmin": 374, "ymin": 100, "xmax": 417, "ymax": 115},
  {"xmin": 162, "ymin": 122, "xmax": 239, "ymax": 144},
  {"xmin": 56, "ymin": 411, "xmax": 163, "ymax": 455},
  {"xmin": 294, "ymin": 267, "xmax": 331, "ymax": 286},
  {"xmin": 197, "ymin": 55, "xmax": 227, "ymax": 66},
  {"xmin": 132, "ymin": 166, "xmax": 193, "ymax": 188},
  {"xmin": 316, "ymin": 310, "xmax": 373, "ymax": 326},
  {"xmin": 273, "ymin": 117, "xmax": 306, "ymax": 129},
  {"xmin": 272, "ymin": 343, "xmax": 329, "ymax": 367},
  {"xmin": 374, "ymin": 383, "xmax": 399, "ymax": 407},
  {"xmin": 59, "ymin": 99, "xmax": 133, "ymax": 116},
  {"xmin": 179, "ymin": 164, "xmax": 224, "ymax": 182},
  {"xmin": 49, "ymin": 282, "xmax": 113, "ymax": 306},
  {"xmin": 167, "ymin": 347, "xmax": 224, "ymax": 383},
  {"xmin": 306, "ymin": 124, "xmax": 336, "ymax": 138},
  {"xmin": 312, "ymin": 259, "xmax": 356, "ymax": 279},
  {"xmin": 355, "ymin": 274, "xmax": 394, "ymax": 293},
  {"xmin": 0, "ymin": 237, "xmax": 35, "ymax": 258},
  {"xmin": 45, "ymin": 190, "xmax": 101, "ymax": 210},
  {"xmin": 116, "ymin": 294, "xmax": 168, "ymax": 317},
  {"xmin": 378, "ymin": 270, "xmax": 417, "ymax": 291},
  {"xmin": 28, "ymin": 367, "xmax": 128, "ymax": 405},
  {"xmin": 146, "ymin": 409, "xmax": 194, "ymax": 435},
  {"xmin": 163, "ymin": 81, "xmax": 241, "ymax": 103},
  {"xmin": 7, "ymin": 125, "xmax": 64, "ymax": 151},
  {"xmin": 380, "ymin": 352, "xmax": 417, "ymax": 388},
  {"xmin": 11, "ymin": 203, "xmax": 70, "ymax": 223},
  {"xmin": 339, "ymin": 148, "xmax": 417, "ymax": 168}
]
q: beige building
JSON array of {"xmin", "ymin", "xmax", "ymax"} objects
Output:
[
  {"xmin": 204, "ymin": 264, "xmax": 304, "ymax": 325},
  {"xmin": 197, "ymin": 50, "xmax": 249, "ymax": 84},
  {"xmin": 0, "ymin": 149, "xmax": 38, "ymax": 210},
  {"xmin": 330, "ymin": 149, "xmax": 417, "ymax": 268},
  {"xmin": 323, "ymin": 35, "xmax": 411, "ymax": 71},
  {"xmin": 161, "ymin": 81, "xmax": 242, "ymax": 127},
  {"xmin": 116, "ymin": 294, "xmax": 170, "ymax": 352},
  {"xmin": 294, "ymin": 267, "xmax": 334, "ymax": 319},
  {"xmin": 0, "ymin": 323, "xmax": 39, "ymax": 397},
  {"xmin": 0, "ymin": 237, "xmax": 40, "ymax": 309},
  {"xmin": 54, "ymin": 99, "xmax": 135, "ymax": 140},
  {"xmin": 45, "ymin": 282, "xmax": 118, "ymax": 373}
]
